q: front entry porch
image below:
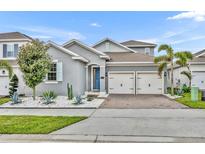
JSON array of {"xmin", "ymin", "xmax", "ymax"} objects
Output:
[{"xmin": 85, "ymin": 64, "xmax": 106, "ymax": 94}]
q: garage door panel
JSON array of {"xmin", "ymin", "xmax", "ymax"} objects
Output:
[
  {"xmin": 109, "ymin": 73, "xmax": 135, "ymax": 94},
  {"xmin": 137, "ymin": 73, "xmax": 162, "ymax": 94}
]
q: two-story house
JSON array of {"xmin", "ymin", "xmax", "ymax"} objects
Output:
[
  {"xmin": 0, "ymin": 32, "xmax": 32, "ymax": 96},
  {"xmin": 0, "ymin": 32, "xmax": 166, "ymax": 97}
]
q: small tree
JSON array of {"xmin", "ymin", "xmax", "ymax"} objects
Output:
[
  {"xmin": 154, "ymin": 44, "xmax": 175, "ymax": 96},
  {"xmin": 175, "ymin": 51, "xmax": 193, "ymax": 87},
  {"xmin": 9, "ymin": 74, "xmax": 19, "ymax": 97},
  {"xmin": 17, "ymin": 40, "xmax": 52, "ymax": 100}
]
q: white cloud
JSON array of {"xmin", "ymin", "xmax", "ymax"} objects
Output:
[
  {"xmin": 167, "ymin": 11, "xmax": 205, "ymax": 22},
  {"xmin": 9, "ymin": 25, "xmax": 86, "ymax": 41},
  {"xmin": 162, "ymin": 30, "xmax": 186, "ymax": 39},
  {"xmin": 90, "ymin": 22, "xmax": 102, "ymax": 27},
  {"xmin": 170, "ymin": 35, "xmax": 205, "ymax": 45}
]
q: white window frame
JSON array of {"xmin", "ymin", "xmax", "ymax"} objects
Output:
[
  {"xmin": 47, "ymin": 62, "xmax": 57, "ymax": 81},
  {"xmin": 7, "ymin": 44, "xmax": 15, "ymax": 57},
  {"xmin": 145, "ymin": 48, "xmax": 150, "ymax": 55}
]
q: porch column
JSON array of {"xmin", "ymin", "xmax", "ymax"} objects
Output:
[
  {"xmin": 100, "ymin": 65, "xmax": 106, "ymax": 92},
  {"xmin": 85, "ymin": 65, "xmax": 89, "ymax": 91}
]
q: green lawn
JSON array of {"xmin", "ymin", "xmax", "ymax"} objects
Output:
[
  {"xmin": 0, "ymin": 97, "xmax": 11, "ymax": 105},
  {"xmin": 0, "ymin": 115, "xmax": 87, "ymax": 134},
  {"xmin": 176, "ymin": 92, "xmax": 205, "ymax": 109}
]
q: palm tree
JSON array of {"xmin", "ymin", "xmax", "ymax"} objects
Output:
[
  {"xmin": 175, "ymin": 51, "xmax": 193, "ymax": 87},
  {"xmin": 154, "ymin": 44, "xmax": 175, "ymax": 96},
  {"xmin": 0, "ymin": 60, "xmax": 13, "ymax": 78}
]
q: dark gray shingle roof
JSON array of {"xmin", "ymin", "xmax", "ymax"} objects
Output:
[
  {"xmin": 0, "ymin": 32, "xmax": 32, "ymax": 40},
  {"xmin": 121, "ymin": 40, "xmax": 157, "ymax": 47}
]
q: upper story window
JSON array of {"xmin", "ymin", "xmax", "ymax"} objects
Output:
[
  {"xmin": 47, "ymin": 63, "xmax": 57, "ymax": 81},
  {"xmin": 145, "ymin": 48, "xmax": 150, "ymax": 55},
  {"xmin": 3, "ymin": 44, "xmax": 19, "ymax": 58}
]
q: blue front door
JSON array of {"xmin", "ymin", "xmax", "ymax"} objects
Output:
[{"xmin": 93, "ymin": 67, "xmax": 100, "ymax": 90}]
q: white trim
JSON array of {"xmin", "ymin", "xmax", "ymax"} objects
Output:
[
  {"xmin": 0, "ymin": 39, "xmax": 31, "ymax": 42},
  {"xmin": 92, "ymin": 38, "xmax": 137, "ymax": 53},
  {"xmin": 106, "ymin": 62, "xmax": 154, "ymax": 64},
  {"xmin": 125, "ymin": 45, "xmax": 156, "ymax": 47},
  {"xmin": 44, "ymin": 81, "xmax": 58, "ymax": 84},
  {"xmin": 189, "ymin": 62, "xmax": 205, "ymax": 64},
  {"xmin": 62, "ymin": 39, "xmax": 110, "ymax": 59},
  {"xmin": 0, "ymin": 58, "xmax": 16, "ymax": 60},
  {"xmin": 72, "ymin": 56, "xmax": 89, "ymax": 63},
  {"xmin": 196, "ymin": 52, "xmax": 205, "ymax": 57}
]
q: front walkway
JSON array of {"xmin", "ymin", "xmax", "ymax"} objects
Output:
[{"xmin": 100, "ymin": 94, "xmax": 188, "ymax": 109}]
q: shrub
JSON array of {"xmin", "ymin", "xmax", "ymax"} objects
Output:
[
  {"xmin": 9, "ymin": 74, "xmax": 19, "ymax": 97},
  {"xmin": 11, "ymin": 92, "xmax": 22, "ymax": 104},
  {"xmin": 73, "ymin": 95, "xmax": 83, "ymax": 104},
  {"xmin": 182, "ymin": 84, "xmax": 191, "ymax": 93},
  {"xmin": 167, "ymin": 87, "xmax": 181, "ymax": 95},
  {"xmin": 42, "ymin": 91, "xmax": 57, "ymax": 104}
]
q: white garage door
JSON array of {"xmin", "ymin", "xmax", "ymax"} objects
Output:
[
  {"xmin": 0, "ymin": 76, "xmax": 9, "ymax": 96},
  {"xmin": 137, "ymin": 73, "xmax": 163, "ymax": 94},
  {"xmin": 192, "ymin": 72, "xmax": 205, "ymax": 89},
  {"xmin": 108, "ymin": 72, "xmax": 135, "ymax": 94}
]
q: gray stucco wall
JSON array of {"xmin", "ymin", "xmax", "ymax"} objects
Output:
[
  {"xmin": 94, "ymin": 40, "xmax": 130, "ymax": 52},
  {"xmin": 128, "ymin": 47, "xmax": 155, "ymax": 56},
  {"xmin": 25, "ymin": 46, "xmax": 86, "ymax": 96},
  {"xmin": 106, "ymin": 65, "xmax": 167, "ymax": 94},
  {"xmin": 65, "ymin": 43, "xmax": 106, "ymax": 92}
]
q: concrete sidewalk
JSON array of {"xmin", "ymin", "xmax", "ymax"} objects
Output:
[
  {"xmin": 1, "ymin": 134, "xmax": 205, "ymax": 143},
  {"xmin": 52, "ymin": 109, "xmax": 205, "ymax": 139}
]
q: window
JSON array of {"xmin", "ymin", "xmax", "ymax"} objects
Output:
[
  {"xmin": 47, "ymin": 63, "xmax": 57, "ymax": 81},
  {"xmin": 145, "ymin": 48, "xmax": 150, "ymax": 55},
  {"xmin": 7, "ymin": 44, "xmax": 15, "ymax": 57}
]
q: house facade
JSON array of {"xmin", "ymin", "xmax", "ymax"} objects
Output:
[
  {"xmin": 0, "ymin": 32, "xmax": 167, "ymax": 97},
  {"xmin": 167, "ymin": 49, "xmax": 205, "ymax": 90}
]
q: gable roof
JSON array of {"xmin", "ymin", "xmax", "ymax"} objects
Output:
[
  {"xmin": 92, "ymin": 38, "xmax": 137, "ymax": 53},
  {"xmin": 0, "ymin": 32, "xmax": 32, "ymax": 42},
  {"xmin": 121, "ymin": 40, "xmax": 157, "ymax": 47},
  {"xmin": 47, "ymin": 41, "xmax": 89, "ymax": 63},
  {"xmin": 63, "ymin": 39, "xmax": 110, "ymax": 59},
  {"xmin": 194, "ymin": 49, "xmax": 205, "ymax": 57},
  {"xmin": 106, "ymin": 52, "xmax": 154, "ymax": 63}
]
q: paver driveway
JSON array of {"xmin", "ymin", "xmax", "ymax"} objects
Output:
[{"xmin": 100, "ymin": 94, "xmax": 188, "ymax": 109}]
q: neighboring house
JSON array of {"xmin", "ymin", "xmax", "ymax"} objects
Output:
[
  {"xmin": 167, "ymin": 65, "xmax": 190, "ymax": 88},
  {"xmin": 0, "ymin": 32, "xmax": 166, "ymax": 97},
  {"xmin": 190, "ymin": 49, "xmax": 205, "ymax": 89},
  {"xmin": 167, "ymin": 49, "xmax": 205, "ymax": 90},
  {"xmin": 0, "ymin": 32, "xmax": 32, "ymax": 96}
]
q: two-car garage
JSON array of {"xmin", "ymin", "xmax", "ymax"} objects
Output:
[{"xmin": 108, "ymin": 71, "xmax": 164, "ymax": 94}]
